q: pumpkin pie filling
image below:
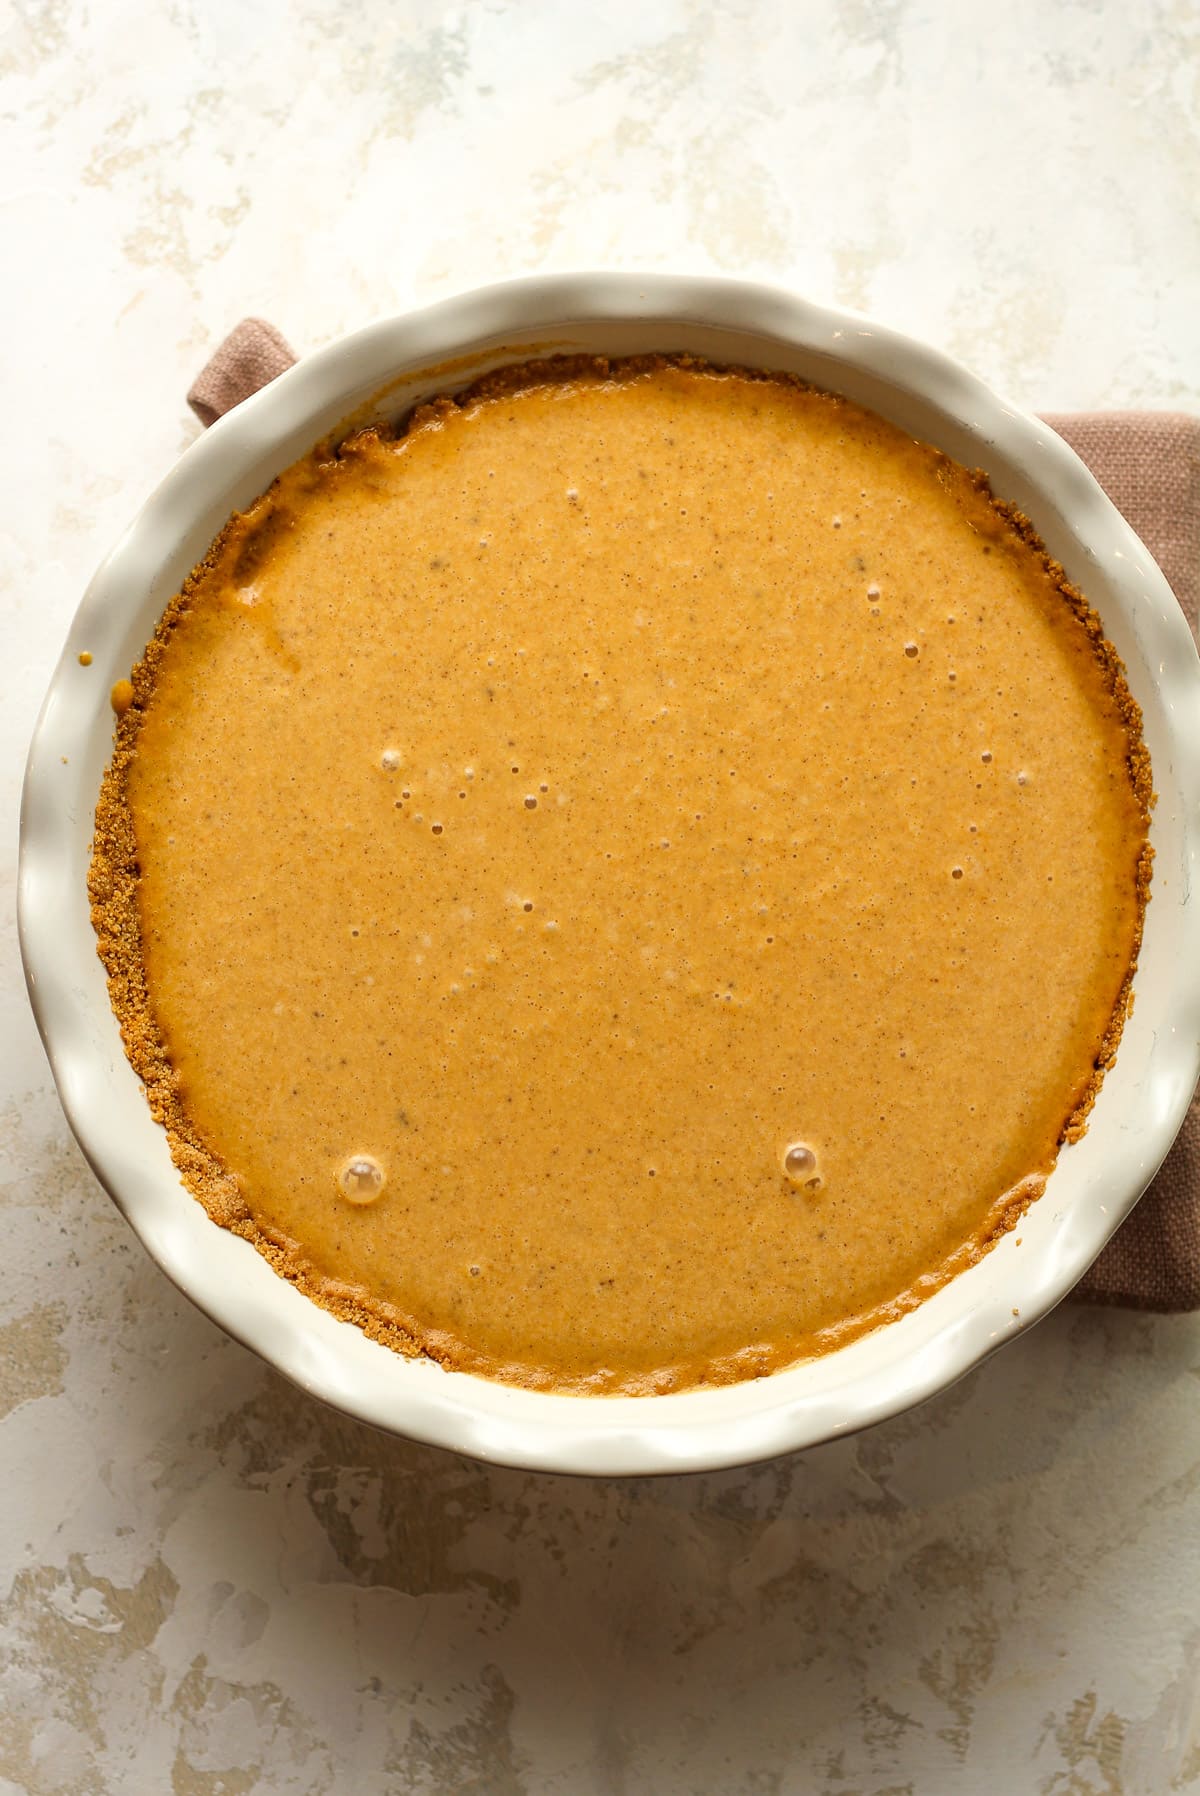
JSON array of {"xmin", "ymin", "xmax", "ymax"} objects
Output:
[{"xmin": 90, "ymin": 357, "xmax": 1152, "ymax": 1394}]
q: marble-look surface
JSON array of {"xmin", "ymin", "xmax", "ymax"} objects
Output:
[{"xmin": 3, "ymin": 2, "xmax": 1199, "ymax": 1790}]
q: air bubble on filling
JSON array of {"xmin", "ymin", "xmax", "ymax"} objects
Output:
[
  {"xmin": 783, "ymin": 1142, "xmax": 818, "ymax": 1184},
  {"xmin": 337, "ymin": 1155, "xmax": 386, "ymax": 1204}
]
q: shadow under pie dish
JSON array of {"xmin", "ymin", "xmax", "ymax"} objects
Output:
[{"xmin": 21, "ymin": 277, "xmax": 1200, "ymax": 1473}]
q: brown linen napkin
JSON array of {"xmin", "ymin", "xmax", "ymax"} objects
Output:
[
  {"xmin": 188, "ymin": 320, "xmax": 1200, "ymax": 1310},
  {"xmin": 186, "ymin": 318, "xmax": 297, "ymax": 426},
  {"xmin": 1042, "ymin": 412, "xmax": 1200, "ymax": 1309}
]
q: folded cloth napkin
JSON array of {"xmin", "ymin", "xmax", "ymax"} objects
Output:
[
  {"xmin": 188, "ymin": 323, "xmax": 1200, "ymax": 1310},
  {"xmin": 1040, "ymin": 412, "xmax": 1200, "ymax": 1309}
]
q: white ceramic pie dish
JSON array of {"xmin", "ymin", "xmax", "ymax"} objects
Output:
[{"xmin": 20, "ymin": 273, "xmax": 1200, "ymax": 1474}]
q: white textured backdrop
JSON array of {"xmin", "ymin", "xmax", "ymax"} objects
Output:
[{"xmin": 2, "ymin": 2, "xmax": 1198, "ymax": 1791}]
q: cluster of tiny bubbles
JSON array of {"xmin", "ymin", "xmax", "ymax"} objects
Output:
[
  {"xmin": 380, "ymin": 748, "xmax": 402, "ymax": 772},
  {"xmin": 337, "ymin": 1155, "xmax": 386, "ymax": 1205},
  {"xmin": 904, "ymin": 642, "xmax": 919, "ymax": 658},
  {"xmin": 783, "ymin": 1142, "xmax": 820, "ymax": 1190}
]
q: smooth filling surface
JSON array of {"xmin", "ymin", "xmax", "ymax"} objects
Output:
[{"xmin": 91, "ymin": 358, "xmax": 1152, "ymax": 1394}]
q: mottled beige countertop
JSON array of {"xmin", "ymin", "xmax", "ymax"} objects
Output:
[{"xmin": 2, "ymin": 3, "xmax": 1199, "ymax": 1792}]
